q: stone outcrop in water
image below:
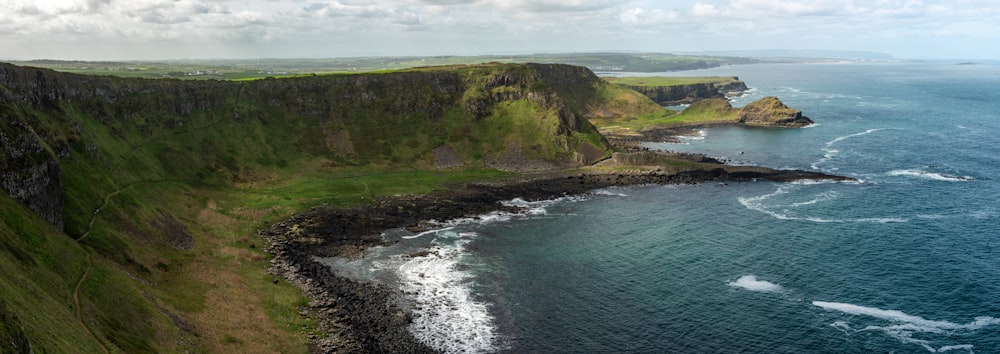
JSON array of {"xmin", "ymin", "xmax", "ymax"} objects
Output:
[{"xmin": 738, "ymin": 96, "xmax": 813, "ymax": 127}]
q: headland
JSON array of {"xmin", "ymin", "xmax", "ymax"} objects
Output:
[{"xmin": 0, "ymin": 60, "xmax": 841, "ymax": 353}]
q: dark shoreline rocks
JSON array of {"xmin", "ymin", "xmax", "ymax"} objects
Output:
[{"xmin": 260, "ymin": 166, "xmax": 852, "ymax": 353}]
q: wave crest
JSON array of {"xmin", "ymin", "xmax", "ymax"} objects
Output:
[
  {"xmin": 887, "ymin": 169, "xmax": 974, "ymax": 182},
  {"xmin": 813, "ymin": 301, "xmax": 999, "ymax": 352},
  {"xmin": 399, "ymin": 237, "xmax": 501, "ymax": 353},
  {"xmin": 727, "ymin": 275, "xmax": 783, "ymax": 293}
]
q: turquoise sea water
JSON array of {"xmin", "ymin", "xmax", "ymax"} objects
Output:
[{"xmin": 326, "ymin": 62, "xmax": 1000, "ymax": 353}]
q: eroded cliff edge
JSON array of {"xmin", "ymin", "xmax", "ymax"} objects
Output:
[{"xmin": 610, "ymin": 76, "xmax": 749, "ymax": 105}]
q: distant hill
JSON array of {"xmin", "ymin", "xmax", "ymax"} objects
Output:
[
  {"xmin": 11, "ymin": 53, "xmax": 759, "ymax": 79},
  {"xmin": 681, "ymin": 49, "xmax": 894, "ymax": 60}
]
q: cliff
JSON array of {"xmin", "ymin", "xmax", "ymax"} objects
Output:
[
  {"xmin": 0, "ymin": 61, "xmax": 662, "ymax": 352},
  {"xmin": 0, "ymin": 62, "xmax": 635, "ymax": 229},
  {"xmin": 611, "ymin": 76, "xmax": 749, "ymax": 105}
]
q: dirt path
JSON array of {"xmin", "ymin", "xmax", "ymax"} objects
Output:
[
  {"xmin": 68, "ymin": 114, "xmax": 228, "ymax": 352},
  {"xmin": 73, "ymin": 252, "xmax": 109, "ymax": 354},
  {"xmin": 76, "ymin": 188, "xmax": 122, "ymax": 242},
  {"xmin": 72, "ymin": 181, "xmax": 121, "ymax": 353}
]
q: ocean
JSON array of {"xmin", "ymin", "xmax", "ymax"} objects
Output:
[{"xmin": 320, "ymin": 61, "xmax": 1000, "ymax": 353}]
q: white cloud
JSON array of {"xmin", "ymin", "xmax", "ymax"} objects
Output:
[
  {"xmin": 619, "ymin": 8, "xmax": 680, "ymax": 25},
  {"xmin": 0, "ymin": 0, "xmax": 998, "ymax": 59},
  {"xmin": 487, "ymin": 0, "xmax": 615, "ymax": 13}
]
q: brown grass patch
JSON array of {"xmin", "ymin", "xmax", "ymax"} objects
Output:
[
  {"xmin": 229, "ymin": 206, "xmax": 278, "ymax": 223},
  {"xmin": 219, "ymin": 246, "xmax": 267, "ymax": 265},
  {"xmin": 197, "ymin": 207, "xmax": 240, "ymax": 231},
  {"xmin": 186, "ymin": 260, "xmax": 301, "ymax": 353}
]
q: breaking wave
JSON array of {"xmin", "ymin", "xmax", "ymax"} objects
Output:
[
  {"xmin": 887, "ymin": 169, "xmax": 975, "ymax": 182},
  {"xmin": 399, "ymin": 235, "xmax": 501, "ymax": 353},
  {"xmin": 813, "ymin": 301, "xmax": 999, "ymax": 353},
  {"xmin": 727, "ymin": 275, "xmax": 783, "ymax": 293},
  {"xmin": 811, "ymin": 128, "xmax": 892, "ymax": 170},
  {"xmin": 738, "ymin": 186, "xmax": 907, "ymax": 224}
]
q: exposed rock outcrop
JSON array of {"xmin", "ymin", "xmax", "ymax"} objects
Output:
[
  {"xmin": 0, "ymin": 113, "xmax": 63, "ymax": 230},
  {"xmin": 738, "ymin": 96, "xmax": 813, "ymax": 127}
]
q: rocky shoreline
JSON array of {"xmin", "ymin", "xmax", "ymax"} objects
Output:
[{"xmin": 260, "ymin": 164, "xmax": 852, "ymax": 353}]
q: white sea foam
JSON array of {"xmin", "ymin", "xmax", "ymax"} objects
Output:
[
  {"xmin": 970, "ymin": 208, "xmax": 998, "ymax": 220},
  {"xmin": 401, "ymin": 226, "xmax": 456, "ymax": 239},
  {"xmin": 813, "ymin": 301, "xmax": 999, "ymax": 353},
  {"xmin": 428, "ymin": 196, "xmax": 573, "ymax": 228},
  {"xmin": 739, "ymin": 187, "xmax": 907, "ymax": 224},
  {"xmin": 399, "ymin": 237, "xmax": 501, "ymax": 353},
  {"xmin": 887, "ymin": 169, "xmax": 975, "ymax": 182},
  {"xmin": 831, "ymin": 320, "xmax": 851, "ymax": 332},
  {"xmin": 394, "ymin": 194, "xmax": 595, "ymax": 351},
  {"xmin": 788, "ymin": 191, "xmax": 840, "ymax": 207},
  {"xmin": 591, "ymin": 188, "xmax": 629, "ymax": 197},
  {"xmin": 677, "ymin": 129, "xmax": 707, "ymax": 142},
  {"xmin": 787, "ymin": 178, "xmax": 853, "ymax": 186},
  {"xmin": 937, "ymin": 344, "xmax": 975, "ymax": 352},
  {"xmin": 812, "ymin": 128, "xmax": 893, "ymax": 170},
  {"xmin": 827, "ymin": 128, "xmax": 892, "ymax": 147},
  {"xmin": 500, "ymin": 198, "xmax": 553, "ymax": 216},
  {"xmin": 810, "ymin": 148, "xmax": 838, "ymax": 170},
  {"xmin": 727, "ymin": 275, "xmax": 783, "ymax": 293}
]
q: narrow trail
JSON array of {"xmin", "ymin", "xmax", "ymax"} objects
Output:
[
  {"xmin": 72, "ymin": 178, "xmax": 121, "ymax": 353},
  {"xmin": 67, "ymin": 113, "xmax": 233, "ymax": 352},
  {"xmin": 76, "ymin": 188, "xmax": 122, "ymax": 241},
  {"xmin": 73, "ymin": 253, "xmax": 110, "ymax": 354}
]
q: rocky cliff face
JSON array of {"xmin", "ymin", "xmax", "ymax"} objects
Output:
[
  {"xmin": 0, "ymin": 161, "xmax": 62, "ymax": 230},
  {"xmin": 619, "ymin": 77, "xmax": 749, "ymax": 106},
  {"xmin": 0, "ymin": 85, "xmax": 64, "ymax": 230}
]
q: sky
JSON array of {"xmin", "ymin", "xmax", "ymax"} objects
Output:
[{"xmin": 2, "ymin": 0, "xmax": 998, "ymax": 60}]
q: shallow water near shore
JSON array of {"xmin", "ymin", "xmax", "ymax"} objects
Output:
[{"xmin": 325, "ymin": 61, "xmax": 1000, "ymax": 353}]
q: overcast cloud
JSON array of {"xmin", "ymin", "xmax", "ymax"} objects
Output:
[{"xmin": 1, "ymin": 0, "xmax": 997, "ymax": 60}]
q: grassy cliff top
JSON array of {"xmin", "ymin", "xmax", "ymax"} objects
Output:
[{"xmin": 603, "ymin": 76, "xmax": 741, "ymax": 87}]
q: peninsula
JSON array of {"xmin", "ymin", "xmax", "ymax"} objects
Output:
[
  {"xmin": 604, "ymin": 76, "xmax": 749, "ymax": 105},
  {"xmin": 0, "ymin": 61, "xmax": 840, "ymax": 352}
]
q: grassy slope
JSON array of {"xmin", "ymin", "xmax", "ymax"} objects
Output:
[
  {"xmin": 589, "ymin": 97, "xmax": 740, "ymax": 133},
  {"xmin": 0, "ymin": 62, "xmax": 636, "ymax": 352}
]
